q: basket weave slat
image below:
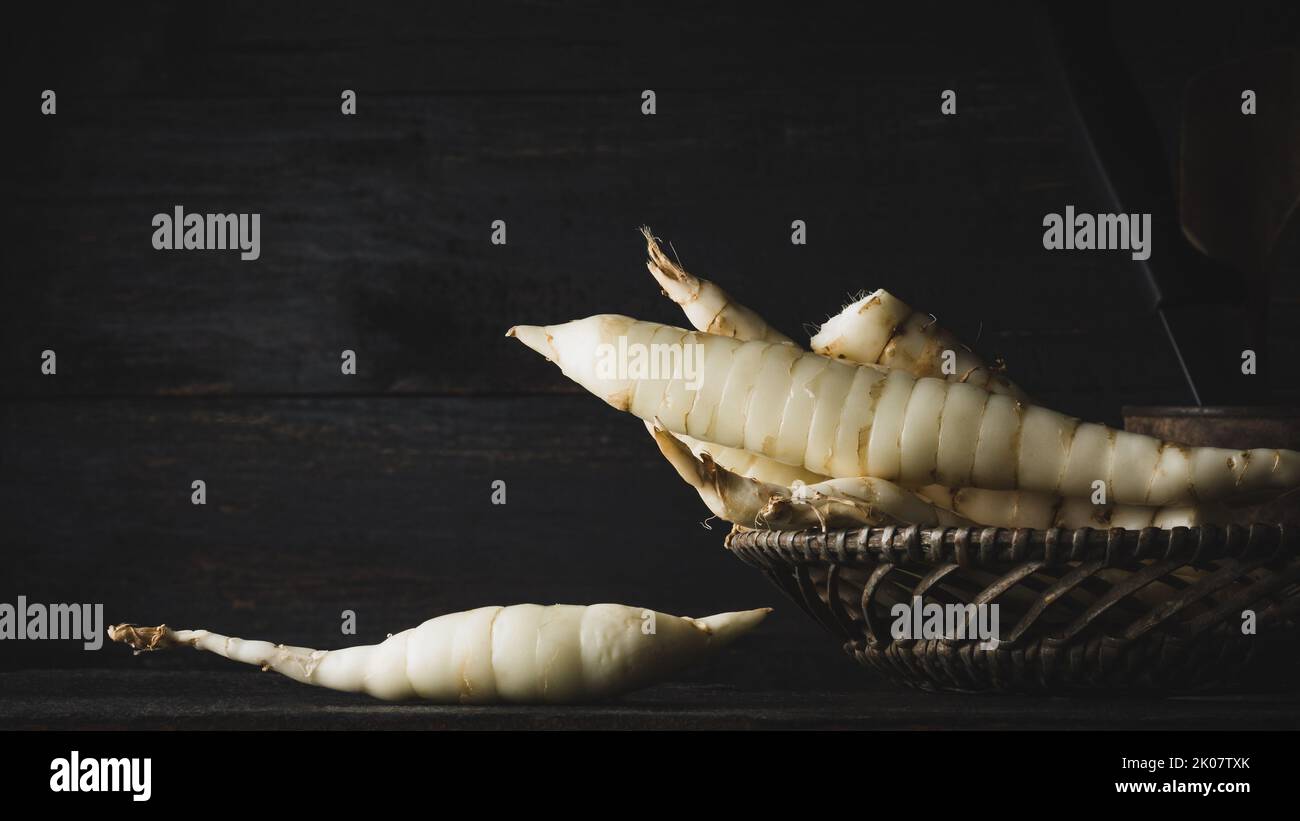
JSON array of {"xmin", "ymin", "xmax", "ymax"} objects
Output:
[{"xmin": 726, "ymin": 524, "xmax": 1300, "ymax": 693}]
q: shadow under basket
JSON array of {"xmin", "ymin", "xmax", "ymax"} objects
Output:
[{"xmin": 725, "ymin": 524, "xmax": 1300, "ymax": 695}]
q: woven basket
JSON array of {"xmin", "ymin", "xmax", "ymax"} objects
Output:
[{"xmin": 725, "ymin": 524, "xmax": 1300, "ymax": 694}]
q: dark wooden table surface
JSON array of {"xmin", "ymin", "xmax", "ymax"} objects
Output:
[{"xmin": 7, "ymin": 670, "xmax": 1300, "ymax": 731}]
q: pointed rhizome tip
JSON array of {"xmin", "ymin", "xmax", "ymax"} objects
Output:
[{"xmin": 506, "ymin": 324, "xmax": 552, "ymax": 358}]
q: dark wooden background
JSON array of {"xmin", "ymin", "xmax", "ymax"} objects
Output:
[{"xmin": 2, "ymin": 1, "xmax": 1298, "ymax": 696}]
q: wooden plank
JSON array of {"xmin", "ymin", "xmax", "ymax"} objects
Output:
[
  {"xmin": 4, "ymin": 4, "xmax": 1037, "ymax": 98},
  {"xmin": 2, "ymin": 4, "xmax": 1243, "ymax": 419},
  {"xmin": 0, "ymin": 394, "xmax": 865, "ymax": 686},
  {"xmin": 1, "ymin": 92, "xmax": 1205, "ymax": 419},
  {"xmin": 4, "ymin": 672, "xmax": 1299, "ymax": 730}
]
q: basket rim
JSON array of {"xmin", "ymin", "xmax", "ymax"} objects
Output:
[{"xmin": 724, "ymin": 523, "xmax": 1299, "ymax": 570}]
